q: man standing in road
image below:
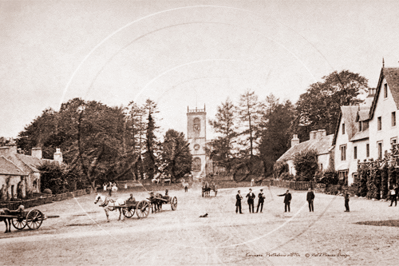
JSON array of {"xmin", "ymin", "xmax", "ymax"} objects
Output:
[
  {"xmin": 256, "ymin": 189, "xmax": 265, "ymax": 213},
  {"xmin": 389, "ymin": 186, "xmax": 397, "ymax": 207},
  {"xmin": 246, "ymin": 188, "xmax": 256, "ymax": 213},
  {"xmin": 236, "ymin": 190, "xmax": 243, "ymax": 214},
  {"xmin": 306, "ymin": 188, "xmax": 315, "ymax": 212},
  {"xmin": 344, "ymin": 190, "xmax": 350, "ymax": 212},
  {"xmin": 278, "ymin": 190, "xmax": 292, "ymax": 212}
]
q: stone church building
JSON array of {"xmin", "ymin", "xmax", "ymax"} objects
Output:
[{"xmin": 187, "ymin": 106, "xmax": 208, "ymax": 180}]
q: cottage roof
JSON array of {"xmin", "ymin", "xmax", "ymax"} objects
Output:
[
  {"xmin": 7, "ymin": 154, "xmax": 45, "ymax": 173},
  {"xmin": 350, "ymin": 128, "xmax": 369, "ymax": 142},
  {"xmin": 0, "ymin": 156, "xmax": 28, "ymax": 176},
  {"xmin": 277, "ymin": 134, "xmax": 334, "ymax": 162},
  {"xmin": 369, "ymin": 67, "xmax": 399, "ymax": 119},
  {"xmin": 332, "ymin": 106, "xmax": 359, "ymax": 145}
]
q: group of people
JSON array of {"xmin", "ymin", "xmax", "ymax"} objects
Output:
[
  {"xmin": 235, "ymin": 188, "xmax": 265, "ymax": 214},
  {"xmin": 103, "ymin": 182, "xmax": 118, "ymax": 196},
  {"xmin": 235, "ymin": 187, "xmax": 351, "ymax": 213}
]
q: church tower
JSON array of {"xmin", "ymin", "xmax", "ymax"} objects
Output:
[{"xmin": 187, "ymin": 105, "xmax": 207, "ymax": 180}]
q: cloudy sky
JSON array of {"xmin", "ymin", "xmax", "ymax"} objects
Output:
[{"xmin": 1, "ymin": 0, "xmax": 399, "ymax": 139}]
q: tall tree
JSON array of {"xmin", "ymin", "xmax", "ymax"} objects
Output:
[
  {"xmin": 237, "ymin": 90, "xmax": 263, "ymax": 157},
  {"xmin": 259, "ymin": 95, "xmax": 294, "ymax": 176},
  {"xmin": 208, "ymin": 98, "xmax": 238, "ymax": 170},
  {"xmin": 142, "ymin": 99, "xmax": 160, "ymax": 179},
  {"xmin": 294, "ymin": 70, "xmax": 368, "ymax": 138},
  {"xmin": 160, "ymin": 129, "xmax": 192, "ymax": 181}
]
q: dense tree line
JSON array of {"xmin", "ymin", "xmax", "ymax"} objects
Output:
[
  {"xmin": 16, "ymin": 97, "xmax": 192, "ymax": 191},
  {"xmin": 208, "ymin": 70, "xmax": 370, "ymax": 179}
]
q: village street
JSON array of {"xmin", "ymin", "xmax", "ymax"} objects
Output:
[{"xmin": 1, "ymin": 186, "xmax": 399, "ymax": 266}]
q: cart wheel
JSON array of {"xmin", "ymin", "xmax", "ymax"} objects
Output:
[
  {"xmin": 12, "ymin": 217, "xmax": 27, "ymax": 230},
  {"xmin": 136, "ymin": 201, "xmax": 150, "ymax": 219},
  {"xmin": 26, "ymin": 209, "xmax": 44, "ymax": 230},
  {"xmin": 171, "ymin": 196, "xmax": 178, "ymax": 211},
  {"xmin": 123, "ymin": 207, "xmax": 135, "ymax": 218}
]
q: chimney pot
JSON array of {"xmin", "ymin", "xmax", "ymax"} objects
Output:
[
  {"xmin": 291, "ymin": 134, "xmax": 300, "ymax": 146},
  {"xmin": 32, "ymin": 147, "xmax": 42, "ymax": 159}
]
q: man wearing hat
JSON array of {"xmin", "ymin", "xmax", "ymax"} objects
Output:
[{"xmin": 256, "ymin": 189, "xmax": 265, "ymax": 213}]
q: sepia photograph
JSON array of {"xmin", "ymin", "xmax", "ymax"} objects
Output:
[{"xmin": 1, "ymin": 0, "xmax": 399, "ymax": 265}]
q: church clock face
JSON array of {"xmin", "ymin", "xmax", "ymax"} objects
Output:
[
  {"xmin": 193, "ymin": 118, "xmax": 200, "ymax": 132},
  {"xmin": 194, "ymin": 144, "xmax": 200, "ymax": 150}
]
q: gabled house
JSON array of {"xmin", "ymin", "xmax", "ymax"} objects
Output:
[
  {"xmin": 277, "ymin": 129, "xmax": 334, "ymax": 176},
  {"xmin": 0, "ymin": 156, "xmax": 28, "ymax": 201},
  {"xmin": 332, "ymin": 106, "xmax": 361, "ymax": 186},
  {"xmin": 333, "ymin": 66, "xmax": 399, "ymax": 186},
  {"xmin": 368, "ymin": 67, "xmax": 399, "ymax": 161},
  {"xmin": 0, "ymin": 144, "xmax": 63, "ymax": 197}
]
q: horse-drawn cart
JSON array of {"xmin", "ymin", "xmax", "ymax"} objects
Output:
[
  {"xmin": 122, "ymin": 200, "xmax": 151, "ymax": 219},
  {"xmin": 147, "ymin": 191, "xmax": 178, "ymax": 212},
  {"xmin": 1, "ymin": 207, "xmax": 59, "ymax": 233}
]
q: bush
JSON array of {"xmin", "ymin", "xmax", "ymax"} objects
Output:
[
  {"xmin": 320, "ymin": 169, "xmax": 339, "ymax": 185},
  {"xmin": 43, "ymin": 188, "xmax": 52, "ymax": 195},
  {"xmin": 293, "ymin": 149, "xmax": 318, "ymax": 181},
  {"xmin": 273, "ymin": 161, "xmax": 289, "ymax": 178},
  {"xmin": 280, "ymin": 172, "xmax": 294, "ymax": 181}
]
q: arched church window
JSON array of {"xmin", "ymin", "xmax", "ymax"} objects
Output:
[
  {"xmin": 192, "ymin": 157, "xmax": 201, "ymax": 172},
  {"xmin": 193, "ymin": 118, "xmax": 200, "ymax": 132}
]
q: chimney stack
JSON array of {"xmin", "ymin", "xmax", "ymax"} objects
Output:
[
  {"xmin": 32, "ymin": 147, "xmax": 42, "ymax": 159},
  {"xmin": 291, "ymin": 134, "xmax": 300, "ymax": 146},
  {"xmin": 54, "ymin": 148, "xmax": 63, "ymax": 163},
  {"xmin": 317, "ymin": 129, "xmax": 327, "ymax": 139},
  {"xmin": 309, "ymin": 130, "xmax": 318, "ymax": 140}
]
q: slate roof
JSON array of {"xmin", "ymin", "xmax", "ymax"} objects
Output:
[
  {"xmin": 0, "ymin": 156, "xmax": 27, "ymax": 176},
  {"xmin": 277, "ymin": 134, "xmax": 334, "ymax": 162},
  {"xmin": 350, "ymin": 128, "xmax": 369, "ymax": 142},
  {"xmin": 332, "ymin": 106, "xmax": 359, "ymax": 145},
  {"xmin": 369, "ymin": 67, "xmax": 399, "ymax": 119},
  {"xmin": 6, "ymin": 153, "xmax": 49, "ymax": 173}
]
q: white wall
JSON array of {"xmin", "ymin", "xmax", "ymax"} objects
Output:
[{"xmin": 369, "ymin": 78, "xmax": 398, "ymax": 160}]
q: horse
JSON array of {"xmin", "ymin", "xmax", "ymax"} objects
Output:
[
  {"xmin": 149, "ymin": 192, "xmax": 164, "ymax": 213},
  {"xmin": 202, "ymin": 182, "xmax": 218, "ymax": 197},
  {"xmin": 94, "ymin": 194, "xmax": 126, "ymax": 222},
  {"xmin": 0, "ymin": 208, "xmax": 11, "ymax": 233}
]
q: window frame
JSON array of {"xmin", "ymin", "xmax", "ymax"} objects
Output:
[
  {"xmin": 340, "ymin": 144, "xmax": 347, "ymax": 161},
  {"xmin": 377, "ymin": 141, "xmax": 383, "ymax": 160}
]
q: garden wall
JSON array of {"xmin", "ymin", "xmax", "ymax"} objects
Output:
[{"xmin": 0, "ymin": 188, "xmax": 92, "ymax": 210}]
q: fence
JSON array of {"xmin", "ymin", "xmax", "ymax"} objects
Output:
[{"xmin": 0, "ymin": 188, "xmax": 92, "ymax": 210}]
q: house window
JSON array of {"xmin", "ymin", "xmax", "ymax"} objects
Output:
[
  {"xmin": 342, "ymin": 123, "xmax": 345, "ymax": 134},
  {"xmin": 366, "ymin": 143, "xmax": 370, "ymax": 158},
  {"xmin": 320, "ymin": 163, "xmax": 323, "ymax": 171},
  {"xmin": 391, "ymin": 137, "xmax": 397, "ymax": 146},
  {"xmin": 340, "ymin": 145, "xmax": 347, "ymax": 161},
  {"xmin": 377, "ymin": 141, "xmax": 383, "ymax": 159},
  {"xmin": 364, "ymin": 121, "xmax": 369, "ymax": 131},
  {"xmin": 392, "ymin": 112, "xmax": 396, "ymax": 127},
  {"xmin": 359, "ymin": 121, "xmax": 362, "ymax": 132},
  {"xmin": 354, "ymin": 146, "xmax": 357, "ymax": 160},
  {"xmin": 384, "ymin": 83, "xmax": 388, "ymax": 98},
  {"xmin": 378, "ymin": 117, "xmax": 382, "ymax": 131}
]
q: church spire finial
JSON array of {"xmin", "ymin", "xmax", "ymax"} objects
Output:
[{"xmin": 383, "ymin": 57, "xmax": 385, "ymax": 68}]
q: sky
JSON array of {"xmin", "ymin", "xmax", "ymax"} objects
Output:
[{"xmin": 1, "ymin": 0, "xmax": 399, "ymax": 140}]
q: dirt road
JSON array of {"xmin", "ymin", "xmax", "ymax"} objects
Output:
[{"xmin": 1, "ymin": 186, "xmax": 399, "ymax": 265}]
